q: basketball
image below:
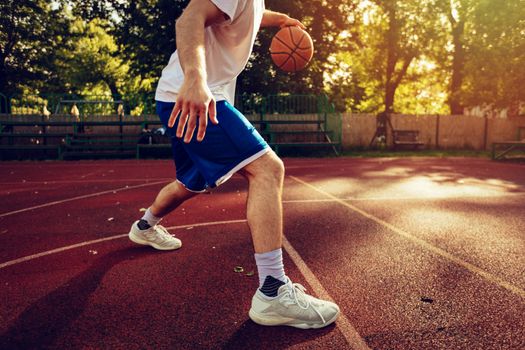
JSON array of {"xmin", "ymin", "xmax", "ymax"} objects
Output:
[{"xmin": 270, "ymin": 26, "xmax": 314, "ymax": 72}]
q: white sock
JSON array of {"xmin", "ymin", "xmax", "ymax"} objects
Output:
[
  {"xmin": 141, "ymin": 208, "xmax": 161, "ymax": 227},
  {"xmin": 254, "ymin": 248, "xmax": 287, "ymax": 288}
]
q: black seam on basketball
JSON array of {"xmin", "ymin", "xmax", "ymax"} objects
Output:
[
  {"xmin": 279, "ymin": 54, "xmax": 293, "ymax": 69},
  {"xmin": 294, "ymin": 55, "xmax": 308, "ymax": 65},
  {"xmin": 271, "ymin": 51, "xmax": 293, "ymax": 55},
  {"xmin": 274, "ymin": 36, "xmax": 296, "ymax": 52},
  {"xmin": 293, "ymin": 30, "xmax": 312, "ymax": 53},
  {"xmin": 273, "ymin": 29, "xmax": 311, "ymax": 70},
  {"xmin": 288, "ymin": 27, "xmax": 295, "ymax": 46},
  {"xmin": 274, "ymin": 35, "xmax": 310, "ymax": 64},
  {"xmin": 293, "ymin": 50, "xmax": 310, "ymax": 63},
  {"xmin": 294, "ymin": 31, "xmax": 306, "ymax": 48}
]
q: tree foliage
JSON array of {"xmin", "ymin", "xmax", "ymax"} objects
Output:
[
  {"xmin": 111, "ymin": 0, "xmax": 189, "ymax": 80},
  {"xmin": 237, "ymin": 0, "xmax": 358, "ymax": 100},
  {"xmin": 54, "ymin": 18, "xmax": 130, "ymax": 97},
  {"xmin": 461, "ymin": 0, "xmax": 525, "ymax": 111},
  {"xmin": 0, "ymin": 0, "xmax": 69, "ymax": 95},
  {"xmin": 1, "ymin": 0, "xmax": 524, "ymax": 115}
]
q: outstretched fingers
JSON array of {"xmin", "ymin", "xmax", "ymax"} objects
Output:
[
  {"xmin": 184, "ymin": 105, "xmax": 199, "ymax": 143},
  {"xmin": 196, "ymin": 104, "xmax": 208, "ymax": 142},
  {"xmin": 168, "ymin": 99, "xmax": 218, "ymax": 142},
  {"xmin": 168, "ymin": 103, "xmax": 182, "ymax": 128},
  {"xmin": 209, "ymin": 99, "xmax": 218, "ymax": 125},
  {"xmin": 176, "ymin": 103, "xmax": 189, "ymax": 138}
]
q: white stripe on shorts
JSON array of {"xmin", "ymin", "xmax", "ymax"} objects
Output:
[{"xmin": 214, "ymin": 147, "xmax": 271, "ymax": 187}]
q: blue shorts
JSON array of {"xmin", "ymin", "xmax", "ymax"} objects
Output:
[{"xmin": 156, "ymin": 100, "xmax": 270, "ymax": 192}]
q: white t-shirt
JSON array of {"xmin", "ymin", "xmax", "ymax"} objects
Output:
[{"xmin": 155, "ymin": 0, "xmax": 265, "ymax": 105}]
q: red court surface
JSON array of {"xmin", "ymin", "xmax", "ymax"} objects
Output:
[{"xmin": 1, "ymin": 157, "xmax": 524, "ymax": 349}]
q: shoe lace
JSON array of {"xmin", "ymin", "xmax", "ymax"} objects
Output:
[
  {"xmin": 154, "ymin": 225, "xmax": 174, "ymax": 240},
  {"xmin": 279, "ymin": 281, "xmax": 326, "ymax": 324}
]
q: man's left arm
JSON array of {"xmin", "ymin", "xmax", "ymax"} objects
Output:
[{"xmin": 260, "ymin": 9, "xmax": 305, "ymax": 29}]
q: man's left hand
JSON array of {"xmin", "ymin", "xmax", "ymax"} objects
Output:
[{"xmin": 281, "ymin": 17, "xmax": 306, "ymax": 29}]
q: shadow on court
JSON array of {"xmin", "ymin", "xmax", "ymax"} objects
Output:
[
  {"xmin": 222, "ymin": 320, "xmax": 337, "ymax": 349},
  {"xmin": 0, "ymin": 248, "xmax": 157, "ymax": 349}
]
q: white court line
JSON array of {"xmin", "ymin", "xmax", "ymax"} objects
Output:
[
  {"xmin": 282, "ymin": 191, "xmax": 525, "ymax": 204},
  {"xmin": 0, "ymin": 180, "xmax": 169, "ymax": 218},
  {"xmin": 289, "ymin": 175, "xmax": 525, "ymax": 300},
  {"xmin": 283, "ymin": 235, "xmax": 371, "ymax": 350},
  {"xmin": 79, "ymin": 169, "xmax": 105, "ymax": 179},
  {"xmin": 0, "ymin": 212, "xmax": 368, "ymax": 347},
  {"xmin": 0, "ymin": 178, "xmax": 173, "ymax": 185},
  {"xmin": 0, "ymin": 219, "xmax": 248, "ymax": 270},
  {"xmin": 0, "ymin": 186, "xmax": 45, "ymax": 196},
  {"xmin": 285, "ymin": 164, "xmax": 337, "ymax": 170}
]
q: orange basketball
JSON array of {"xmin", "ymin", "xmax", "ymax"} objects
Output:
[{"xmin": 270, "ymin": 26, "xmax": 314, "ymax": 72}]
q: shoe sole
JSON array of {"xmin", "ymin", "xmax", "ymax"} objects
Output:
[
  {"xmin": 248, "ymin": 308, "xmax": 340, "ymax": 329},
  {"xmin": 128, "ymin": 231, "xmax": 182, "ymax": 251}
]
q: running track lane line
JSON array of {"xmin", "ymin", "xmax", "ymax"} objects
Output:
[
  {"xmin": 282, "ymin": 235, "xmax": 372, "ymax": 350},
  {"xmin": 0, "ymin": 220, "xmax": 248, "ymax": 269},
  {"xmin": 0, "ymin": 180, "xmax": 169, "ymax": 218},
  {"xmin": 289, "ymin": 175, "xmax": 525, "ymax": 300}
]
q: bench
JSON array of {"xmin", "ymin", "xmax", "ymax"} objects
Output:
[
  {"xmin": 0, "ymin": 113, "xmax": 341, "ymax": 159},
  {"xmin": 393, "ymin": 130, "xmax": 424, "ymax": 150},
  {"xmin": 250, "ymin": 118, "xmax": 339, "ymax": 155},
  {"xmin": 62, "ymin": 143, "xmax": 138, "ymax": 159},
  {"xmin": 0, "ymin": 132, "xmax": 70, "ymax": 146},
  {"xmin": 492, "ymin": 141, "xmax": 525, "ymax": 160},
  {"xmin": 68, "ymin": 133, "xmax": 142, "ymax": 145},
  {"xmin": 136, "ymin": 144, "xmax": 172, "ymax": 159},
  {"xmin": 0, "ymin": 144, "xmax": 62, "ymax": 160},
  {"xmin": 260, "ymin": 130, "xmax": 333, "ymax": 143},
  {"xmin": 269, "ymin": 141, "xmax": 340, "ymax": 155},
  {"xmin": 137, "ymin": 118, "xmax": 340, "ymax": 158},
  {"xmin": 63, "ymin": 132, "xmax": 165, "ymax": 159}
]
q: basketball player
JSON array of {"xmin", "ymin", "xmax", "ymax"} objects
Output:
[{"xmin": 128, "ymin": 0, "xmax": 340, "ymax": 329}]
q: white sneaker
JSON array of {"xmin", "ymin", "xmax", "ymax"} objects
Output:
[
  {"xmin": 128, "ymin": 221, "xmax": 182, "ymax": 250},
  {"xmin": 249, "ymin": 278, "xmax": 340, "ymax": 329}
]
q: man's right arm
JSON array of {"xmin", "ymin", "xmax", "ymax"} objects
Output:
[{"xmin": 168, "ymin": 0, "xmax": 225, "ymax": 142}]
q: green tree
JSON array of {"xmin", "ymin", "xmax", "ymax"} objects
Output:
[
  {"xmin": 0, "ymin": 1, "xmax": 69, "ymax": 100},
  {"xmin": 55, "ymin": 18, "xmax": 129, "ymax": 97},
  {"xmin": 70, "ymin": 0, "xmax": 116, "ymax": 22},
  {"xmin": 331, "ymin": 0, "xmax": 448, "ymax": 114},
  {"xmin": 112, "ymin": 0, "xmax": 189, "ymax": 80},
  {"xmin": 440, "ymin": 0, "xmax": 471, "ymax": 114},
  {"xmin": 461, "ymin": 0, "xmax": 525, "ymax": 113},
  {"xmin": 237, "ymin": 0, "xmax": 358, "ymax": 106},
  {"xmin": 370, "ymin": 0, "xmax": 445, "ymax": 113},
  {"xmin": 110, "ymin": 0, "xmax": 358, "ymax": 109}
]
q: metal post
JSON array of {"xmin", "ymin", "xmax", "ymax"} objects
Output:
[
  {"xmin": 435, "ymin": 114, "xmax": 440, "ymax": 149},
  {"xmin": 483, "ymin": 113, "xmax": 489, "ymax": 150}
]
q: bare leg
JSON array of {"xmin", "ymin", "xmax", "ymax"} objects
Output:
[
  {"xmin": 149, "ymin": 180, "xmax": 198, "ymax": 218},
  {"xmin": 241, "ymin": 151, "xmax": 285, "ymax": 254}
]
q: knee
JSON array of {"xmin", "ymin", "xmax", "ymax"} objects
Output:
[
  {"xmin": 245, "ymin": 152, "xmax": 285, "ymax": 185},
  {"xmin": 265, "ymin": 155, "xmax": 285, "ymax": 184}
]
